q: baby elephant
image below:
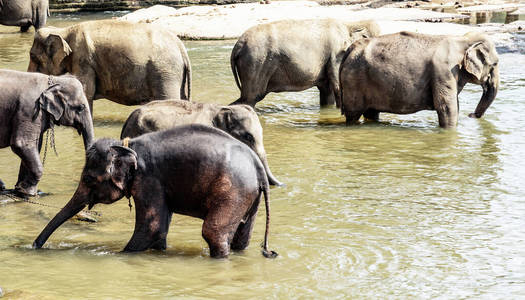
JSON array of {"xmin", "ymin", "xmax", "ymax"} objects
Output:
[
  {"xmin": 33, "ymin": 125, "xmax": 278, "ymax": 259},
  {"xmin": 0, "ymin": 69, "xmax": 94, "ymax": 197},
  {"xmin": 120, "ymin": 100, "xmax": 283, "ymax": 186},
  {"xmin": 339, "ymin": 31, "xmax": 499, "ymax": 128}
]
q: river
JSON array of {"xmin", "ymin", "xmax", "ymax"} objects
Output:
[{"xmin": 0, "ymin": 12, "xmax": 524, "ymax": 299}]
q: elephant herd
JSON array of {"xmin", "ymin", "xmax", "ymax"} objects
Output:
[{"xmin": 0, "ymin": 15, "xmax": 499, "ymax": 259}]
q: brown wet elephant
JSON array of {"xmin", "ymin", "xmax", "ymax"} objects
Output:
[
  {"xmin": 230, "ymin": 19, "xmax": 380, "ymax": 107},
  {"xmin": 0, "ymin": 69, "xmax": 94, "ymax": 197},
  {"xmin": 339, "ymin": 31, "xmax": 499, "ymax": 128},
  {"xmin": 0, "ymin": 0, "xmax": 48, "ymax": 32},
  {"xmin": 120, "ymin": 100, "xmax": 283, "ymax": 186},
  {"xmin": 33, "ymin": 125, "xmax": 278, "ymax": 259},
  {"xmin": 28, "ymin": 19, "xmax": 191, "ymax": 114}
]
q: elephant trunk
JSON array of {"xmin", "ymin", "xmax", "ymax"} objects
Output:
[
  {"xmin": 255, "ymin": 146, "xmax": 284, "ymax": 187},
  {"xmin": 80, "ymin": 117, "xmax": 95, "ymax": 150},
  {"xmin": 33, "ymin": 188, "xmax": 88, "ymax": 249},
  {"xmin": 470, "ymin": 68, "xmax": 499, "ymax": 118}
]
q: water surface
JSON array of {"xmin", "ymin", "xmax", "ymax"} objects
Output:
[{"xmin": 0, "ymin": 13, "xmax": 524, "ymax": 299}]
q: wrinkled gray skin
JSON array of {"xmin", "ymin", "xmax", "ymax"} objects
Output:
[
  {"xmin": 33, "ymin": 125, "xmax": 277, "ymax": 259},
  {"xmin": 0, "ymin": 69, "xmax": 94, "ymax": 196},
  {"xmin": 0, "ymin": 0, "xmax": 48, "ymax": 32},
  {"xmin": 339, "ymin": 31, "xmax": 500, "ymax": 128},
  {"xmin": 120, "ymin": 100, "xmax": 283, "ymax": 186},
  {"xmin": 28, "ymin": 19, "xmax": 191, "ymax": 114},
  {"xmin": 230, "ymin": 19, "xmax": 380, "ymax": 107}
]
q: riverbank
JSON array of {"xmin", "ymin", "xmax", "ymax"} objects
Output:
[
  {"xmin": 49, "ymin": 0, "xmax": 257, "ymax": 12},
  {"xmin": 118, "ymin": 0, "xmax": 524, "ymax": 53}
]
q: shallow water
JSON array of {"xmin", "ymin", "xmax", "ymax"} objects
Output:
[{"xmin": 1, "ymin": 13, "xmax": 525, "ymax": 299}]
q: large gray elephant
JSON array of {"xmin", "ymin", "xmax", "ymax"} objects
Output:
[
  {"xmin": 0, "ymin": 69, "xmax": 94, "ymax": 197},
  {"xmin": 0, "ymin": 0, "xmax": 48, "ymax": 32},
  {"xmin": 33, "ymin": 125, "xmax": 277, "ymax": 259},
  {"xmin": 230, "ymin": 19, "xmax": 380, "ymax": 107},
  {"xmin": 120, "ymin": 100, "xmax": 283, "ymax": 186},
  {"xmin": 339, "ymin": 31, "xmax": 499, "ymax": 128},
  {"xmin": 28, "ymin": 19, "xmax": 191, "ymax": 114}
]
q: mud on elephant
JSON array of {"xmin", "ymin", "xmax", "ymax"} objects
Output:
[
  {"xmin": 33, "ymin": 125, "xmax": 278, "ymax": 259},
  {"xmin": 230, "ymin": 19, "xmax": 379, "ymax": 107},
  {"xmin": 120, "ymin": 100, "xmax": 283, "ymax": 186},
  {"xmin": 28, "ymin": 19, "xmax": 191, "ymax": 114},
  {"xmin": 0, "ymin": 0, "xmax": 48, "ymax": 32},
  {"xmin": 339, "ymin": 31, "xmax": 499, "ymax": 128},
  {"xmin": 0, "ymin": 69, "xmax": 94, "ymax": 196}
]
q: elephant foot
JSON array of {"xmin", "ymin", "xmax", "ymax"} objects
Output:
[{"xmin": 14, "ymin": 183, "xmax": 38, "ymax": 198}]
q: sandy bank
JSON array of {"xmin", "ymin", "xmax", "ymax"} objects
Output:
[{"xmin": 120, "ymin": 1, "xmax": 524, "ymax": 53}]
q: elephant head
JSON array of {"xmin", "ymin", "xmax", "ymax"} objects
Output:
[
  {"xmin": 33, "ymin": 139, "xmax": 137, "ymax": 249},
  {"xmin": 213, "ymin": 105, "xmax": 283, "ymax": 186},
  {"xmin": 462, "ymin": 33, "xmax": 500, "ymax": 119},
  {"xmin": 28, "ymin": 28, "xmax": 72, "ymax": 75},
  {"xmin": 35, "ymin": 77, "xmax": 94, "ymax": 150}
]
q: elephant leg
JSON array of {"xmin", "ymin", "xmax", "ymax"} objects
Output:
[
  {"xmin": 123, "ymin": 195, "xmax": 172, "ymax": 252},
  {"xmin": 149, "ymin": 213, "xmax": 172, "ymax": 250},
  {"xmin": 231, "ymin": 196, "xmax": 260, "ymax": 251},
  {"xmin": 202, "ymin": 198, "xmax": 243, "ymax": 258},
  {"xmin": 11, "ymin": 146, "xmax": 42, "ymax": 197},
  {"xmin": 74, "ymin": 70, "xmax": 96, "ymax": 117},
  {"xmin": 432, "ymin": 76, "xmax": 459, "ymax": 128},
  {"xmin": 318, "ymin": 84, "xmax": 336, "ymax": 107},
  {"xmin": 344, "ymin": 111, "xmax": 364, "ymax": 125},
  {"xmin": 230, "ymin": 62, "xmax": 272, "ymax": 107},
  {"xmin": 363, "ymin": 109, "xmax": 380, "ymax": 121},
  {"xmin": 326, "ymin": 57, "xmax": 342, "ymax": 107}
]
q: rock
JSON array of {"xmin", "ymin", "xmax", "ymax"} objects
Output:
[
  {"xmin": 74, "ymin": 211, "xmax": 98, "ymax": 223},
  {"xmin": 120, "ymin": 2, "xmax": 467, "ymax": 40}
]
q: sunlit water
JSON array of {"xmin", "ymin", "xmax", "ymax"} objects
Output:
[{"xmin": 1, "ymin": 13, "xmax": 525, "ymax": 299}]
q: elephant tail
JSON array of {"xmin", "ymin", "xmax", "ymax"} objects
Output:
[
  {"xmin": 182, "ymin": 52, "xmax": 192, "ymax": 101},
  {"xmin": 231, "ymin": 41, "xmax": 242, "ymax": 91},
  {"xmin": 261, "ymin": 184, "xmax": 278, "ymax": 259}
]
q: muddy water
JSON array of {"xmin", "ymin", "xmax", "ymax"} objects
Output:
[{"xmin": 1, "ymin": 13, "xmax": 525, "ymax": 299}]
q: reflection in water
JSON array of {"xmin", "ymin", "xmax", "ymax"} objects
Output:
[{"xmin": 0, "ymin": 13, "xmax": 524, "ymax": 299}]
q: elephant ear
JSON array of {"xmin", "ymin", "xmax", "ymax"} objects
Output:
[
  {"xmin": 39, "ymin": 84, "xmax": 65, "ymax": 122},
  {"xmin": 463, "ymin": 42, "xmax": 487, "ymax": 81},
  {"xmin": 46, "ymin": 34, "xmax": 72, "ymax": 68},
  {"xmin": 109, "ymin": 146, "xmax": 138, "ymax": 194},
  {"xmin": 351, "ymin": 27, "xmax": 369, "ymax": 39},
  {"xmin": 213, "ymin": 107, "xmax": 235, "ymax": 131}
]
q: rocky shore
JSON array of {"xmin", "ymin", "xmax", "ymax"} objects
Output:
[{"xmin": 49, "ymin": 0, "xmax": 257, "ymax": 12}]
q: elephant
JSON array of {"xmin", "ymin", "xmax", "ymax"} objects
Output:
[
  {"xmin": 33, "ymin": 124, "xmax": 278, "ymax": 259},
  {"xmin": 339, "ymin": 31, "xmax": 500, "ymax": 128},
  {"xmin": 0, "ymin": 69, "xmax": 94, "ymax": 197},
  {"xmin": 0, "ymin": 0, "xmax": 48, "ymax": 32},
  {"xmin": 230, "ymin": 19, "xmax": 380, "ymax": 107},
  {"xmin": 120, "ymin": 100, "xmax": 283, "ymax": 186},
  {"xmin": 28, "ymin": 19, "xmax": 191, "ymax": 114}
]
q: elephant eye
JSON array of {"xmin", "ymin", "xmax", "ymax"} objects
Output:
[
  {"xmin": 78, "ymin": 104, "xmax": 86, "ymax": 111},
  {"xmin": 243, "ymin": 133, "xmax": 255, "ymax": 145}
]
